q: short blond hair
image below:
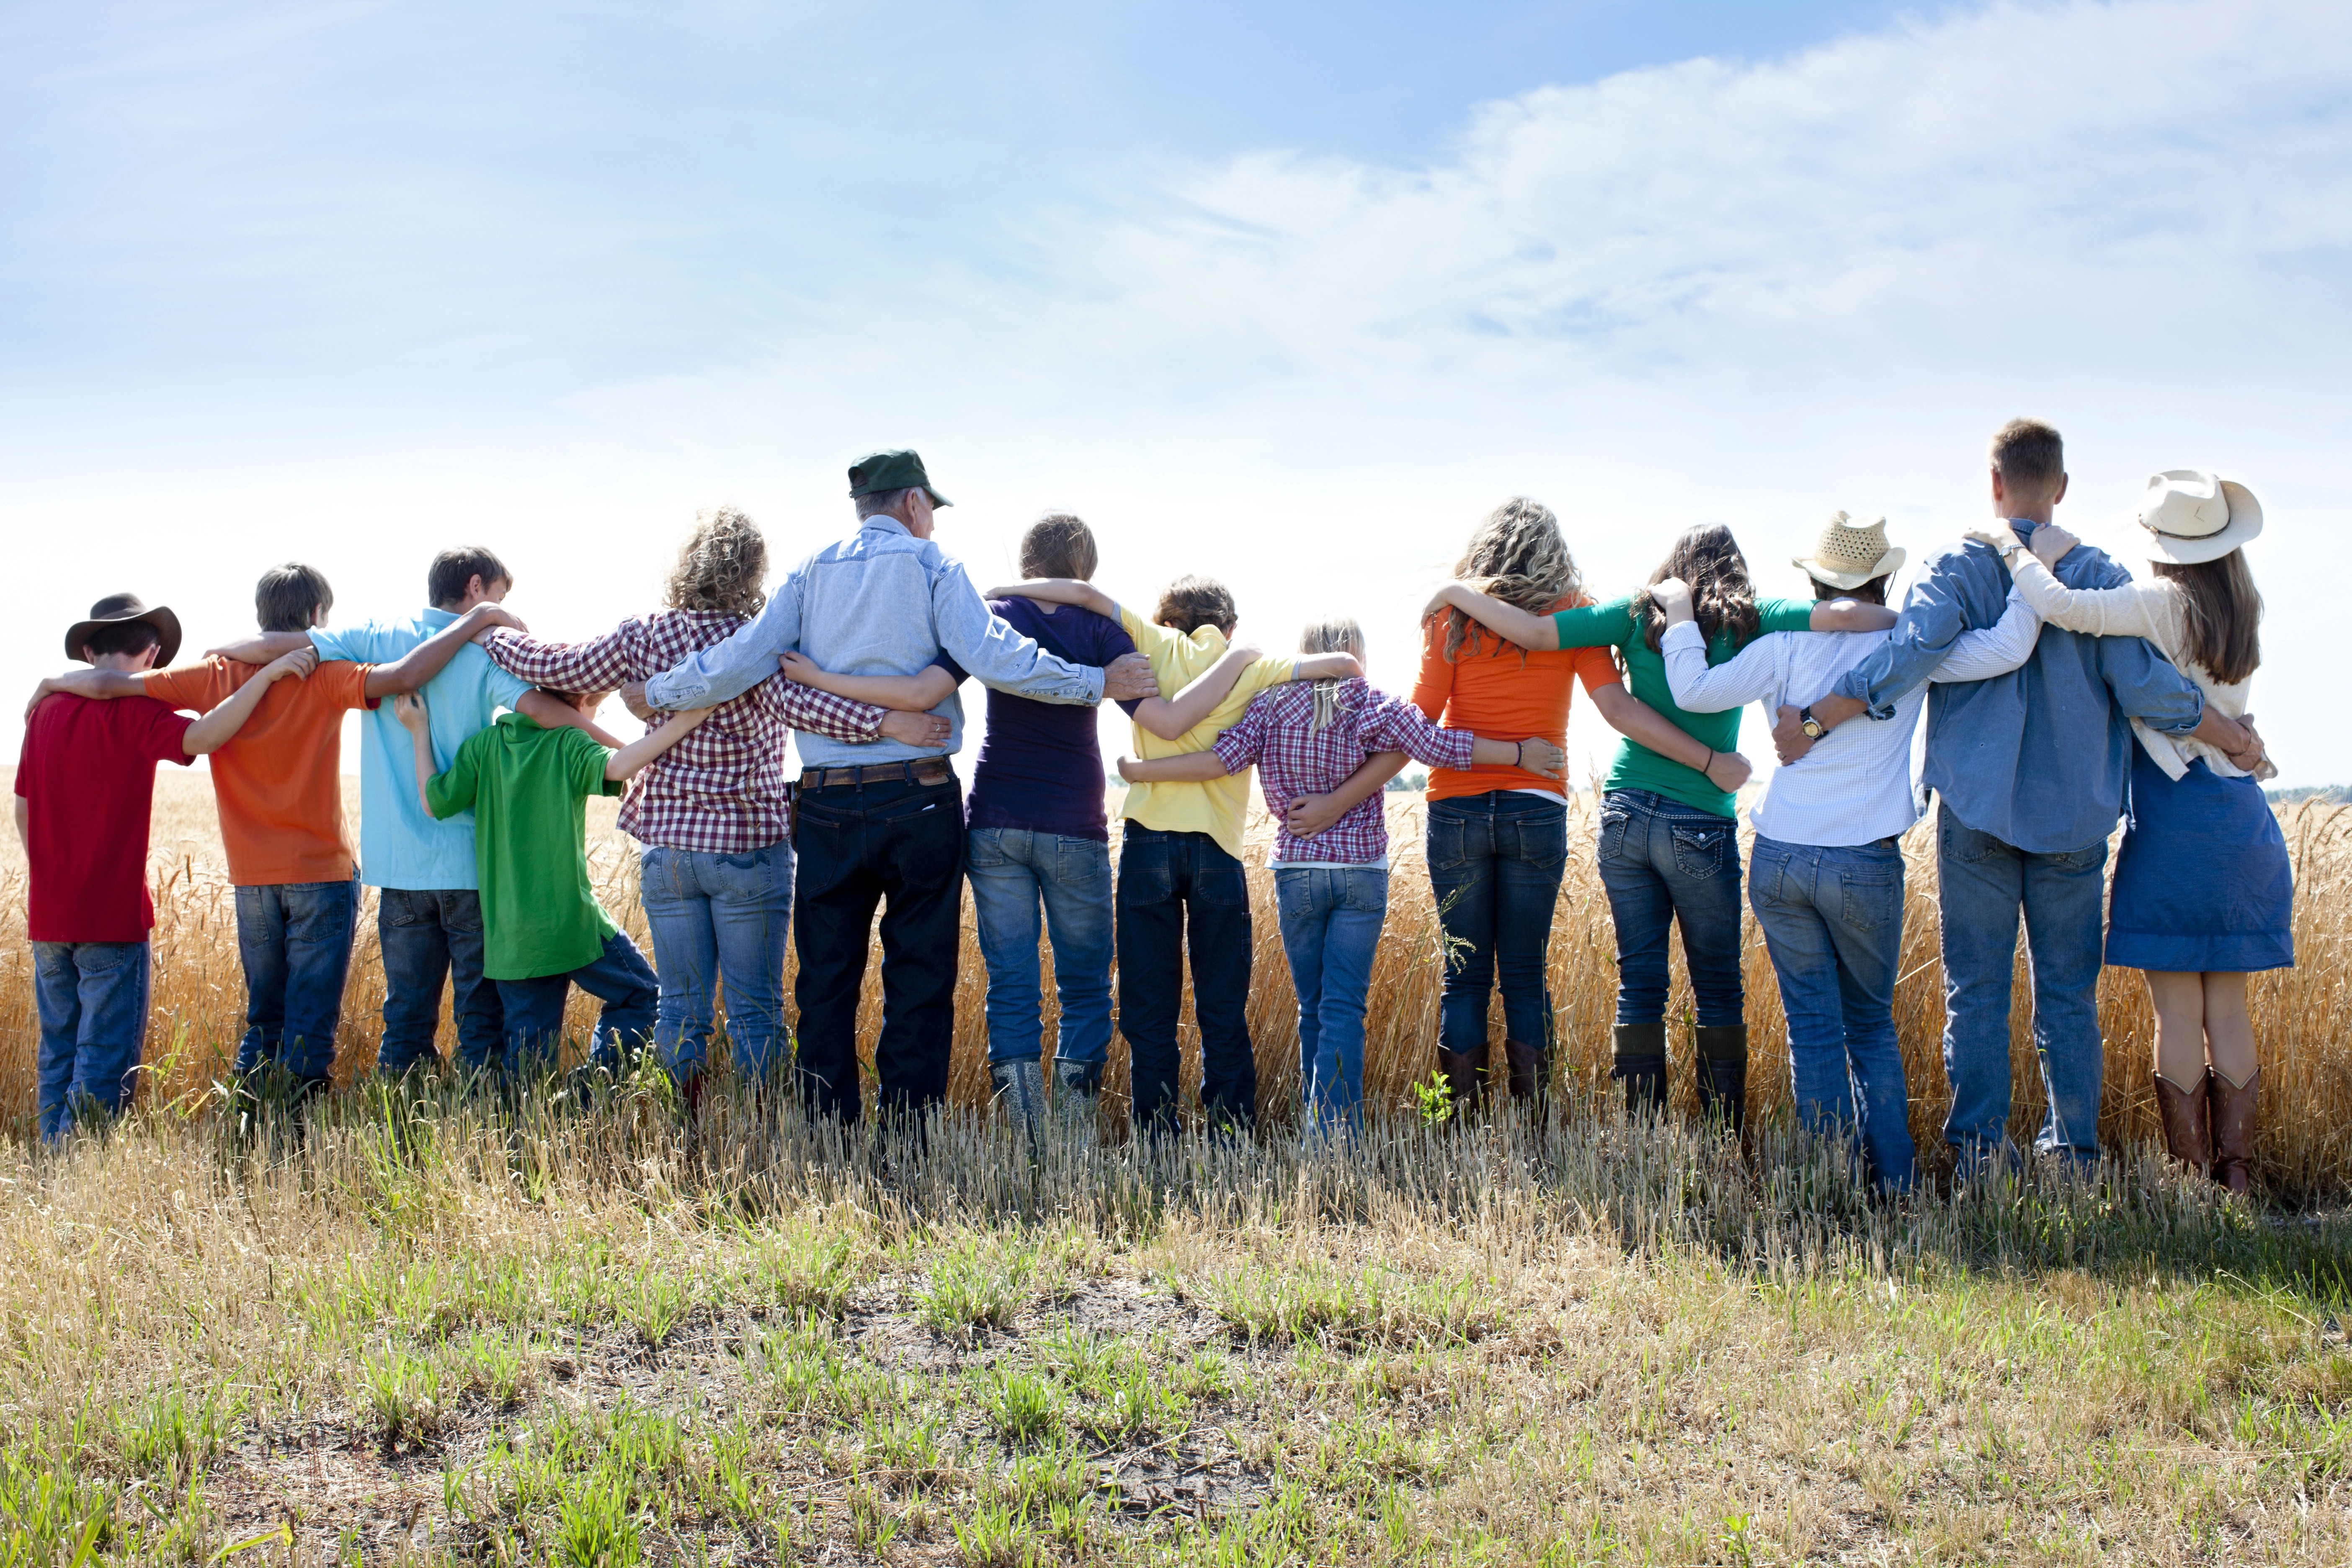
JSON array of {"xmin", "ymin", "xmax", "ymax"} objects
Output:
[{"xmin": 663, "ymin": 507, "xmax": 768, "ymax": 617}]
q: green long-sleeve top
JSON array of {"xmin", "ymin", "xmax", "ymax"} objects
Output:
[{"xmin": 1551, "ymin": 595, "xmax": 1816, "ymax": 816}]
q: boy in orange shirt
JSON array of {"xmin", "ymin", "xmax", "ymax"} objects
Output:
[{"xmin": 33, "ymin": 562, "xmax": 520, "ymax": 1104}]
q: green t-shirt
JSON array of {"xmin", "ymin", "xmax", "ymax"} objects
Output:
[
  {"xmin": 1551, "ymin": 595, "xmax": 1816, "ymax": 817},
  {"xmin": 425, "ymin": 712, "xmax": 622, "ymax": 980}
]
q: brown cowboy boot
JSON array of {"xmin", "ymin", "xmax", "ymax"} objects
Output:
[
  {"xmin": 2208, "ymin": 1066, "xmax": 2260, "ymax": 1196},
  {"xmin": 1611, "ymin": 1022, "xmax": 1667, "ymax": 1118},
  {"xmin": 1503, "ymin": 1037, "xmax": 1546, "ymax": 1107},
  {"xmin": 1435, "ymin": 1048, "xmax": 1487, "ymax": 1117},
  {"xmin": 2151, "ymin": 1070, "xmax": 2210, "ymax": 1175}
]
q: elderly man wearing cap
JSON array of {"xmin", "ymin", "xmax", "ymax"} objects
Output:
[
  {"xmin": 1652, "ymin": 514, "xmax": 2043, "ymax": 1189},
  {"xmin": 627, "ymin": 450, "xmax": 1158, "ymax": 1127},
  {"xmin": 17, "ymin": 595, "xmax": 313, "ymax": 1140},
  {"xmin": 1778, "ymin": 419, "xmax": 2266, "ymax": 1174}
]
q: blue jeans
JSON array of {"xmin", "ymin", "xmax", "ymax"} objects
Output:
[
  {"xmin": 1274, "ymin": 866, "xmax": 1388, "ymax": 1129},
  {"xmin": 792, "ymin": 775, "xmax": 965, "ymax": 1123},
  {"xmin": 232, "ymin": 878, "xmax": 359, "ymax": 1082},
  {"xmin": 1747, "ymin": 836, "xmax": 1916, "ymax": 1189},
  {"xmin": 34, "ymin": 941, "xmax": 150, "ymax": 1142},
  {"xmin": 1594, "ymin": 789, "xmax": 1744, "ymax": 1027},
  {"xmin": 1424, "ymin": 793, "xmax": 1568, "ymax": 1054},
  {"xmin": 640, "ymin": 841, "xmax": 794, "ymax": 1083},
  {"xmin": 494, "ymin": 931, "xmax": 661, "ymax": 1075},
  {"xmin": 1118, "ymin": 827, "xmax": 1255, "ymax": 1132},
  {"xmin": 965, "ymin": 828, "xmax": 1114, "ymax": 1069},
  {"xmin": 376, "ymin": 888, "xmax": 503, "ymax": 1075},
  {"xmin": 1936, "ymin": 807, "xmax": 2109, "ymax": 1163}
]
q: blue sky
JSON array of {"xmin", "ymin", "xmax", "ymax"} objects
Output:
[{"xmin": 5, "ymin": 0, "xmax": 2349, "ymax": 784}]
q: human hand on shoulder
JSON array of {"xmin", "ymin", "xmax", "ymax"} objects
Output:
[
  {"xmin": 263, "ymin": 645, "xmax": 317, "ymax": 683},
  {"xmin": 1102, "ymin": 652, "xmax": 1158, "ymax": 702},
  {"xmin": 460, "ymin": 602, "xmax": 527, "ymax": 638},
  {"xmin": 2030, "ymin": 524, "xmax": 2079, "ymax": 569},
  {"xmin": 22, "ymin": 678, "xmax": 59, "ymax": 723},
  {"xmin": 1651, "ymin": 577, "xmax": 1696, "ymax": 624},
  {"xmin": 1419, "ymin": 582, "xmax": 1468, "ymax": 623}
]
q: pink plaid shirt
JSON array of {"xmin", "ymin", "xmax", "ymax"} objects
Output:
[
  {"xmin": 482, "ymin": 616, "xmax": 885, "ymax": 853},
  {"xmin": 1212, "ymin": 678, "xmax": 1476, "ymax": 864}
]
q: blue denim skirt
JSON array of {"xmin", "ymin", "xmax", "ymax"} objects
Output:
[{"xmin": 2105, "ymin": 747, "xmax": 2294, "ymax": 973}]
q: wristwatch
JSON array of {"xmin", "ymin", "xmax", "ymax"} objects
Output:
[{"xmin": 1799, "ymin": 706, "xmax": 1825, "ymax": 741}]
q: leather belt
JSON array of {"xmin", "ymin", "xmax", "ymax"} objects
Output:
[{"xmin": 798, "ymin": 758, "xmax": 954, "ymax": 791}]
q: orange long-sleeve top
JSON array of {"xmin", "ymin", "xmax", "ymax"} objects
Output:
[{"xmin": 1409, "ymin": 594, "xmax": 1621, "ymax": 802}]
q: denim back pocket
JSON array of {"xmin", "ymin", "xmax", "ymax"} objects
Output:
[
  {"xmin": 1506, "ymin": 807, "xmax": 1568, "ymax": 875},
  {"xmin": 1117, "ymin": 836, "xmax": 1176, "ymax": 907},
  {"xmin": 964, "ymin": 828, "xmax": 1012, "ymax": 871},
  {"xmin": 1054, "ymin": 836, "xmax": 1114, "ymax": 895},
  {"xmin": 1423, "ymin": 808, "xmax": 1473, "ymax": 875},
  {"xmin": 1837, "ymin": 864, "xmax": 1900, "ymax": 931},
  {"xmin": 1669, "ymin": 819, "xmax": 1733, "ymax": 881},
  {"xmin": 1193, "ymin": 862, "xmax": 1251, "ymax": 908},
  {"xmin": 1596, "ymin": 802, "xmax": 1634, "ymax": 865}
]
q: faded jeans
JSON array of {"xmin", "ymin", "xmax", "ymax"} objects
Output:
[
  {"xmin": 34, "ymin": 941, "xmax": 150, "ymax": 1142},
  {"xmin": 1274, "ymin": 865, "xmax": 1388, "ymax": 1130},
  {"xmin": 1936, "ymin": 806, "xmax": 2110, "ymax": 1164},
  {"xmin": 1594, "ymin": 789, "xmax": 1745, "ymax": 1028},
  {"xmin": 965, "ymin": 828, "xmax": 1115, "ymax": 1070},
  {"xmin": 639, "ymin": 841, "xmax": 794, "ymax": 1084},
  {"xmin": 1747, "ymin": 835, "xmax": 1916, "ymax": 1189},
  {"xmin": 232, "ymin": 877, "xmax": 359, "ymax": 1083}
]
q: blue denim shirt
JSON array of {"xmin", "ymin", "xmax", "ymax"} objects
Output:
[
  {"xmin": 641, "ymin": 516, "xmax": 1104, "ymax": 769},
  {"xmin": 1832, "ymin": 520, "xmax": 2204, "ymax": 854}
]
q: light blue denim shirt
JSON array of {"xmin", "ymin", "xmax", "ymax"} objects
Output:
[
  {"xmin": 641, "ymin": 516, "xmax": 1104, "ymax": 769},
  {"xmin": 1832, "ymin": 520, "xmax": 2203, "ymax": 854},
  {"xmin": 308, "ymin": 607, "xmax": 530, "ymax": 890}
]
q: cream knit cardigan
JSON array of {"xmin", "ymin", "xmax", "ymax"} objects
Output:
[{"xmin": 2004, "ymin": 553, "xmax": 2275, "ymax": 782}]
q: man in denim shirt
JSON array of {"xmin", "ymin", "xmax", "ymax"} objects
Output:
[
  {"xmin": 631, "ymin": 450, "xmax": 1156, "ymax": 1124},
  {"xmin": 1780, "ymin": 420, "xmax": 2263, "ymax": 1168}
]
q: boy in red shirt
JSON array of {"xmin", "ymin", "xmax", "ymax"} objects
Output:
[
  {"xmin": 16, "ymin": 594, "xmax": 310, "ymax": 1140},
  {"xmin": 31, "ymin": 565, "xmax": 519, "ymax": 1105}
]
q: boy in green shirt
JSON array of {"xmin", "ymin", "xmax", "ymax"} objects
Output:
[{"xmin": 397, "ymin": 689, "xmax": 710, "ymax": 1072}]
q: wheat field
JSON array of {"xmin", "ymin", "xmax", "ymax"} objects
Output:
[{"xmin": 4, "ymin": 767, "xmax": 2349, "ymax": 1194}]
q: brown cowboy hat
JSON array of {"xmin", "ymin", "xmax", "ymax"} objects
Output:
[{"xmin": 64, "ymin": 592, "xmax": 183, "ymax": 665}]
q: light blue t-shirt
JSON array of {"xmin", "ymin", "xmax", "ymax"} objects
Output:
[{"xmin": 309, "ymin": 608, "xmax": 530, "ymax": 890}]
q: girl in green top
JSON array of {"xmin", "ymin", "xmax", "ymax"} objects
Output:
[{"xmin": 1425, "ymin": 524, "xmax": 1894, "ymax": 1128}]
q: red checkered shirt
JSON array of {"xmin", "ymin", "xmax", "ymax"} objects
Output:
[
  {"xmin": 1211, "ymin": 678, "xmax": 1476, "ymax": 864},
  {"xmin": 482, "ymin": 616, "xmax": 886, "ymax": 853}
]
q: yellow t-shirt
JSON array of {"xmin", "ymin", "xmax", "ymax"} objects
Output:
[{"xmin": 1116, "ymin": 606, "xmax": 1298, "ymax": 859}]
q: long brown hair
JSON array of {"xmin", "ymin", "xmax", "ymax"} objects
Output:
[
  {"xmin": 2151, "ymin": 549, "xmax": 2262, "ymax": 685},
  {"xmin": 1442, "ymin": 497, "xmax": 1581, "ymax": 662},
  {"xmin": 1637, "ymin": 524, "xmax": 1761, "ymax": 652}
]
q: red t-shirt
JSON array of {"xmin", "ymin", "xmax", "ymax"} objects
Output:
[{"xmin": 15, "ymin": 692, "xmax": 195, "ymax": 943}]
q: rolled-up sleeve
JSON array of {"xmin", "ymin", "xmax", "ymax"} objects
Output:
[
  {"xmin": 1836, "ymin": 568, "xmax": 1972, "ymax": 718},
  {"xmin": 643, "ymin": 586, "xmax": 799, "ymax": 711},
  {"xmin": 933, "ymin": 560, "xmax": 1102, "ymax": 705},
  {"xmin": 1357, "ymin": 692, "xmax": 1476, "ymax": 771}
]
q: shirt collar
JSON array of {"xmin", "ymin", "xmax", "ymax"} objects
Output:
[
  {"xmin": 860, "ymin": 515, "xmax": 912, "ymax": 540},
  {"xmin": 421, "ymin": 604, "xmax": 458, "ymax": 629}
]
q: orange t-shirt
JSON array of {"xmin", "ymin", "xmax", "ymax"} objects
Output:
[
  {"xmin": 139, "ymin": 658, "xmax": 375, "ymax": 886},
  {"xmin": 1410, "ymin": 595, "xmax": 1620, "ymax": 802}
]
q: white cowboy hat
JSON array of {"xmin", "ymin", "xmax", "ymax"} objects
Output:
[
  {"xmin": 2119, "ymin": 470, "xmax": 2262, "ymax": 565},
  {"xmin": 1792, "ymin": 512, "xmax": 1905, "ymax": 592}
]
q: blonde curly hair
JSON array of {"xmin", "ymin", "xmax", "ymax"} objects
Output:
[
  {"xmin": 663, "ymin": 507, "xmax": 769, "ymax": 617},
  {"xmin": 1439, "ymin": 497, "xmax": 1581, "ymax": 662}
]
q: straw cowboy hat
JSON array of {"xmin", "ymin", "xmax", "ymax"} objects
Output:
[
  {"xmin": 64, "ymin": 591, "xmax": 182, "ymax": 665},
  {"xmin": 2120, "ymin": 470, "xmax": 2262, "ymax": 565},
  {"xmin": 1792, "ymin": 512, "xmax": 1904, "ymax": 591}
]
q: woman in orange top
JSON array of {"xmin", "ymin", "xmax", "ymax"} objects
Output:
[{"xmin": 1411, "ymin": 498, "xmax": 1752, "ymax": 1111}]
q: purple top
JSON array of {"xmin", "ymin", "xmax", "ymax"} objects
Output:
[{"xmin": 954, "ymin": 597, "xmax": 1140, "ymax": 841}]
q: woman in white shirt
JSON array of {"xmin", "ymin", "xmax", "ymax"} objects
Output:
[
  {"xmin": 1965, "ymin": 471, "xmax": 2290, "ymax": 1194},
  {"xmin": 1655, "ymin": 514, "xmax": 2040, "ymax": 1191}
]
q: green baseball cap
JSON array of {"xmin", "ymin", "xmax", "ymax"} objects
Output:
[{"xmin": 847, "ymin": 449, "xmax": 951, "ymax": 508}]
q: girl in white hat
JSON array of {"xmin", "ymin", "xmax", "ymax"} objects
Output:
[{"xmin": 1965, "ymin": 471, "xmax": 2290, "ymax": 1193}]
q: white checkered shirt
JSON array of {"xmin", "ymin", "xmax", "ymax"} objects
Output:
[{"xmin": 482, "ymin": 615, "xmax": 885, "ymax": 853}]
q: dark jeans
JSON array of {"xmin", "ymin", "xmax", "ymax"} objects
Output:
[
  {"xmin": 1424, "ymin": 792, "xmax": 1568, "ymax": 1054},
  {"xmin": 1595, "ymin": 789, "xmax": 1744, "ymax": 1027},
  {"xmin": 1748, "ymin": 835, "xmax": 1916, "ymax": 1189},
  {"xmin": 639, "ymin": 841, "xmax": 794, "ymax": 1083},
  {"xmin": 1117, "ymin": 826, "xmax": 1256, "ymax": 1133},
  {"xmin": 1936, "ymin": 806, "xmax": 2110, "ymax": 1163},
  {"xmin": 792, "ymin": 775, "xmax": 965, "ymax": 1123},
  {"xmin": 495, "ymin": 931, "xmax": 661, "ymax": 1074},
  {"xmin": 34, "ymin": 940, "xmax": 150, "ymax": 1142},
  {"xmin": 232, "ymin": 877, "xmax": 359, "ymax": 1083},
  {"xmin": 376, "ymin": 887, "xmax": 503, "ymax": 1075}
]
